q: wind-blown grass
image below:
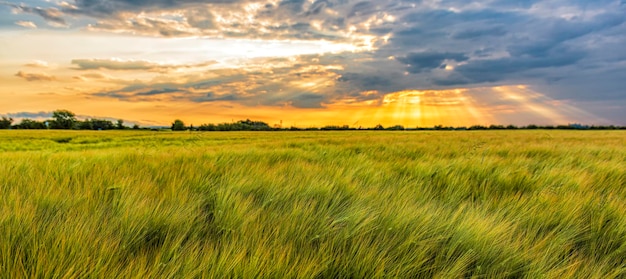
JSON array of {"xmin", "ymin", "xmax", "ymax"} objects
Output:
[{"xmin": 1, "ymin": 130, "xmax": 625, "ymax": 277}]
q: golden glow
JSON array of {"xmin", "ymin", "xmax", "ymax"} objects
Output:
[
  {"xmin": 490, "ymin": 86, "xmax": 602, "ymax": 125},
  {"xmin": 0, "ymin": 33, "xmax": 606, "ymax": 128},
  {"xmin": 303, "ymin": 86, "xmax": 604, "ymax": 128},
  {"xmin": 0, "ymin": 83, "xmax": 606, "ymax": 127}
]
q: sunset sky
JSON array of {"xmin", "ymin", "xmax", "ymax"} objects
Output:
[{"xmin": 1, "ymin": 0, "xmax": 625, "ymax": 127}]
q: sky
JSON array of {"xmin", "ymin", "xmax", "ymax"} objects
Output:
[{"xmin": 1, "ymin": 0, "xmax": 625, "ymax": 127}]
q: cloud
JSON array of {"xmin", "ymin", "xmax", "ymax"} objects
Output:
[
  {"xmin": 74, "ymin": 73, "xmax": 106, "ymax": 80},
  {"xmin": 63, "ymin": 0, "xmax": 237, "ymax": 17},
  {"xmin": 87, "ymin": 55, "xmax": 362, "ymax": 108},
  {"xmin": 4, "ymin": 0, "xmax": 626, "ymax": 123},
  {"xmin": 64, "ymin": 0, "xmax": 625, "ymax": 91},
  {"xmin": 6, "ymin": 111, "xmax": 53, "ymax": 119},
  {"xmin": 506, "ymin": 13, "xmax": 625, "ymax": 58},
  {"xmin": 451, "ymin": 27, "xmax": 507, "ymax": 40},
  {"xmin": 86, "ymin": 15, "xmax": 195, "ymax": 37},
  {"xmin": 71, "ymin": 59, "xmax": 158, "ymax": 70},
  {"xmin": 289, "ymin": 93, "xmax": 326, "ymax": 108},
  {"xmin": 135, "ymin": 88, "xmax": 182, "ymax": 96},
  {"xmin": 397, "ymin": 52, "xmax": 469, "ymax": 73},
  {"xmin": 1, "ymin": 2, "xmax": 67, "ymax": 27},
  {"xmin": 432, "ymin": 47, "xmax": 585, "ymax": 85},
  {"xmin": 71, "ymin": 58, "xmax": 216, "ymax": 72},
  {"xmin": 72, "ymin": 72, "xmax": 139, "ymax": 84},
  {"xmin": 199, "ymin": 92, "xmax": 239, "ymax": 102},
  {"xmin": 24, "ymin": 60, "xmax": 49, "ymax": 68},
  {"xmin": 15, "ymin": 71, "xmax": 55, "ymax": 82},
  {"xmin": 42, "ymin": 0, "xmax": 400, "ymax": 48},
  {"xmin": 15, "ymin": 20, "xmax": 37, "ymax": 28}
]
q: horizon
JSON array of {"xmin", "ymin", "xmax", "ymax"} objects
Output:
[
  {"xmin": 1, "ymin": 0, "xmax": 625, "ymax": 127},
  {"xmin": 2, "ymin": 109, "xmax": 623, "ymax": 130}
]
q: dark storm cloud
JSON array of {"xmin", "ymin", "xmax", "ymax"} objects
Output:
[
  {"xmin": 488, "ymin": 0, "xmax": 539, "ymax": 8},
  {"xmin": 289, "ymin": 93, "xmax": 326, "ymax": 108},
  {"xmin": 507, "ymin": 13, "xmax": 625, "ymax": 58},
  {"xmin": 338, "ymin": 73, "xmax": 393, "ymax": 89},
  {"xmin": 443, "ymin": 11, "xmax": 623, "ymax": 86},
  {"xmin": 278, "ymin": 0, "xmax": 307, "ymax": 13},
  {"xmin": 397, "ymin": 52, "xmax": 469, "ymax": 73},
  {"xmin": 347, "ymin": 1, "xmax": 378, "ymax": 17},
  {"xmin": 451, "ymin": 27, "xmax": 507, "ymax": 40},
  {"xmin": 386, "ymin": 9, "xmax": 524, "ymax": 51},
  {"xmin": 436, "ymin": 46, "xmax": 586, "ymax": 85},
  {"xmin": 362, "ymin": 1, "xmax": 625, "ymax": 96}
]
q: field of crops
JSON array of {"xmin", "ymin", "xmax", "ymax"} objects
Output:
[{"xmin": 1, "ymin": 130, "xmax": 625, "ymax": 278}]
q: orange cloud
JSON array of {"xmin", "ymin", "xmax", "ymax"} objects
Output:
[{"xmin": 15, "ymin": 71, "xmax": 55, "ymax": 82}]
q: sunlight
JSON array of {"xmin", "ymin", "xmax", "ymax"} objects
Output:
[
  {"xmin": 376, "ymin": 89, "xmax": 490, "ymax": 127},
  {"xmin": 70, "ymin": 84, "xmax": 606, "ymax": 128},
  {"xmin": 491, "ymin": 86, "xmax": 605, "ymax": 125},
  {"xmin": 317, "ymin": 85, "xmax": 605, "ymax": 128},
  {"xmin": 322, "ymin": 89, "xmax": 492, "ymax": 127}
]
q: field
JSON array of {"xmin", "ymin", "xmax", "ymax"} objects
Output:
[{"xmin": 1, "ymin": 130, "xmax": 625, "ymax": 278}]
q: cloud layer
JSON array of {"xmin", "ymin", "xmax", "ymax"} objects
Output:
[
  {"xmin": 15, "ymin": 71, "xmax": 55, "ymax": 81},
  {"xmin": 2, "ymin": 0, "xmax": 626, "ymax": 124}
]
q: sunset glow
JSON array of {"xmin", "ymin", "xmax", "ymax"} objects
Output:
[{"xmin": 1, "ymin": 0, "xmax": 624, "ymax": 126}]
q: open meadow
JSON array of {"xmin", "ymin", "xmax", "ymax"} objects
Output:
[{"xmin": 1, "ymin": 130, "xmax": 625, "ymax": 278}]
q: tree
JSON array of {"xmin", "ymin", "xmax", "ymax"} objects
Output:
[
  {"xmin": 0, "ymin": 117, "xmax": 12, "ymax": 129},
  {"xmin": 14, "ymin": 119, "xmax": 47, "ymax": 129},
  {"xmin": 116, "ymin": 119, "xmax": 125, "ymax": 130},
  {"xmin": 50, "ymin": 109, "xmax": 77, "ymax": 129},
  {"xmin": 386, "ymin": 125, "xmax": 405, "ymax": 130},
  {"xmin": 79, "ymin": 118, "xmax": 114, "ymax": 130},
  {"xmin": 172, "ymin": 119, "xmax": 186, "ymax": 131},
  {"xmin": 77, "ymin": 120, "xmax": 93, "ymax": 130}
]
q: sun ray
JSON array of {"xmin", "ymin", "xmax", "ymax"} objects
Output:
[{"xmin": 317, "ymin": 85, "xmax": 605, "ymax": 129}]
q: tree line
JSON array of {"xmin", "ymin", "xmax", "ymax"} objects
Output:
[
  {"xmin": 173, "ymin": 119, "xmax": 626, "ymax": 131},
  {"xmin": 1, "ymin": 109, "xmax": 625, "ymax": 130},
  {"xmin": 0, "ymin": 110, "xmax": 137, "ymax": 130}
]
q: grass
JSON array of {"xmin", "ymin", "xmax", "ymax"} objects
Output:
[{"xmin": 0, "ymin": 130, "xmax": 625, "ymax": 278}]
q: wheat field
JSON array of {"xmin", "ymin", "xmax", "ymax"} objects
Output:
[{"xmin": 1, "ymin": 130, "xmax": 625, "ymax": 278}]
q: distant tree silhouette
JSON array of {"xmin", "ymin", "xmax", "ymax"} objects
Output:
[
  {"xmin": 0, "ymin": 117, "xmax": 12, "ymax": 129},
  {"xmin": 198, "ymin": 119, "xmax": 272, "ymax": 131},
  {"xmin": 116, "ymin": 119, "xmax": 125, "ymax": 130},
  {"xmin": 172, "ymin": 119, "xmax": 186, "ymax": 131},
  {"xmin": 525, "ymin": 124, "xmax": 538, "ymax": 129},
  {"xmin": 50, "ymin": 109, "xmax": 77, "ymax": 129},
  {"xmin": 386, "ymin": 125, "xmax": 405, "ymax": 130},
  {"xmin": 14, "ymin": 119, "xmax": 47, "ymax": 129},
  {"xmin": 79, "ymin": 119, "xmax": 115, "ymax": 130}
]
